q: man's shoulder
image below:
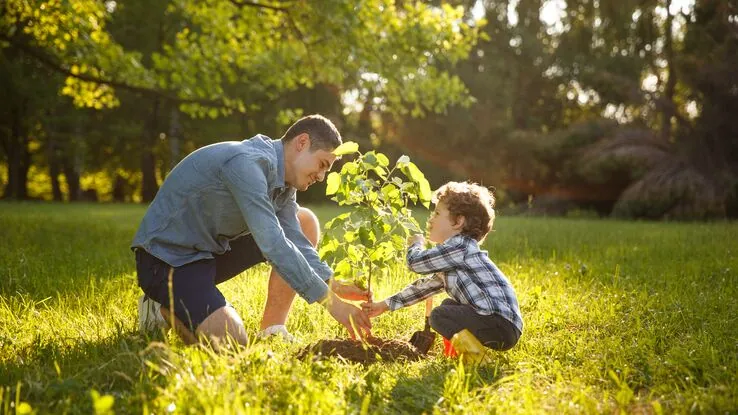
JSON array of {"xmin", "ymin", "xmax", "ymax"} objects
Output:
[{"xmin": 217, "ymin": 135, "xmax": 274, "ymax": 163}]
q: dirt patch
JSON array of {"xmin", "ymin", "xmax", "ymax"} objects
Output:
[{"xmin": 297, "ymin": 337, "xmax": 423, "ymax": 364}]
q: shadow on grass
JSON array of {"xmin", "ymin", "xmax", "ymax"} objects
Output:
[
  {"xmin": 380, "ymin": 352, "xmax": 510, "ymax": 414},
  {"xmin": 0, "ymin": 328, "xmax": 169, "ymax": 414}
]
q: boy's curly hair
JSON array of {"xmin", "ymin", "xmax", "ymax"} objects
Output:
[{"xmin": 432, "ymin": 181, "xmax": 496, "ymax": 242}]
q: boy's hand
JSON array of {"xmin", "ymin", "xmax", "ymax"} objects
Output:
[
  {"xmin": 407, "ymin": 234, "xmax": 425, "ymax": 246},
  {"xmin": 361, "ymin": 300, "xmax": 389, "ymax": 318},
  {"xmin": 330, "ymin": 280, "xmax": 373, "ymax": 302}
]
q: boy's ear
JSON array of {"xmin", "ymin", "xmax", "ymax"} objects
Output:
[{"xmin": 452, "ymin": 215, "xmax": 466, "ymax": 230}]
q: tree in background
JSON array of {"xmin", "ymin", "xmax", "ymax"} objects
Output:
[
  {"xmin": 376, "ymin": 0, "xmax": 736, "ymax": 219},
  {"xmin": 1, "ymin": 0, "xmax": 481, "ymax": 201}
]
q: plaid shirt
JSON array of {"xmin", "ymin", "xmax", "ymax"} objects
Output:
[{"xmin": 386, "ymin": 234, "xmax": 523, "ymax": 334}]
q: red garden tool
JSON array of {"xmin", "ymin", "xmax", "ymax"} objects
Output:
[{"xmin": 409, "ymin": 298, "xmax": 436, "ymax": 354}]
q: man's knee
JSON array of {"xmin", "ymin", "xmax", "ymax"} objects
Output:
[
  {"xmin": 196, "ymin": 306, "xmax": 249, "ymax": 346},
  {"xmin": 297, "ymin": 207, "xmax": 320, "ymax": 247}
]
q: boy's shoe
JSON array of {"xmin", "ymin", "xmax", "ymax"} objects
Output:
[
  {"xmin": 450, "ymin": 329, "xmax": 493, "ymax": 365},
  {"xmin": 138, "ymin": 295, "xmax": 169, "ymax": 333},
  {"xmin": 442, "ymin": 337, "xmax": 458, "ymax": 357},
  {"xmin": 256, "ymin": 324, "xmax": 296, "ymax": 343}
]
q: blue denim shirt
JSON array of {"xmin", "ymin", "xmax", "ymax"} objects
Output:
[{"xmin": 131, "ymin": 135, "xmax": 331, "ymax": 304}]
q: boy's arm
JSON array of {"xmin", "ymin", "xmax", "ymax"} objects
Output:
[
  {"xmin": 221, "ymin": 155, "xmax": 328, "ymax": 304},
  {"xmin": 406, "ymin": 237, "xmax": 466, "ymax": 275},
  {"xmin": 385, "ymin": 273, "xmax": 445, "ymax": 311}
]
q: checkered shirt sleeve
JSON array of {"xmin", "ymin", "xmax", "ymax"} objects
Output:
[{"xmin": 384, "ymin": 238, "xmax": 466, "ymax": 311}]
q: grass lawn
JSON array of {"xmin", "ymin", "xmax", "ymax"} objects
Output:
[{"xmin": 1, "ymin": 202, "xmax": 736, "ymax": 414}]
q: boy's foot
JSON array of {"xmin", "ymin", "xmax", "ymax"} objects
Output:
[
  {"xmin": 138, "ymin": 295, "xmax": 169, "ymax": 333},
  {"xmin": 256, "ymin": 324, "xmax": 296, "ymax": 343},
  {"xmin": 450, "ymin": 329, "xmax": 493, "ymax": 364}
]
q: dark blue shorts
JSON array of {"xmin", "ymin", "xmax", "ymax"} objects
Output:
[{"xmin": 135, "ymin": 235, "xmax": 266, "ymax": 331}]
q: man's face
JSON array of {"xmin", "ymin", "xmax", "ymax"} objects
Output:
[{"xmin": 292, "ymin": 143, "xmax": 337, "ymax": 191}]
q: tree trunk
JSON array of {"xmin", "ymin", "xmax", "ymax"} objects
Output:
[
  {"xmin": 62, "ymin": 123, "xmax": 84, "ymax": 201},
  {"xmin": 169, "ymin": 106, "xmax": 181, "ymax": 171},
  {"xmin": 4, "ymin": 103, "xmax": 29, "ymax": 200},
  {"xmin": 661, "ymin": 0, "xmax": 676, "ymax": 142},
  {"xmin": 47, "ymin": 138, "xmax": 63, "ymax": 201},
  {"xmin": 62, "ymin": 156, "xmax": 80, "ymax": 201},
  {"xmin": 141, "ymin": 98, "xmax": 161, "ymax": 202}
]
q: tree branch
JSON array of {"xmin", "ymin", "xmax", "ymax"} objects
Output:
[
  {"xmin": 0, "ymin": 34, "xmax": 231, "ymax": 108},
  {"xmin": 228, "ymin": 0, "xmax": 288, "ymax": 12}
]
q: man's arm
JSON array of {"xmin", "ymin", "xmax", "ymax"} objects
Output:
[
  {"xmin": 276, "ymin": 198, "xmax": 371, "ymax": 301},
  {"xmin": 275, "ymin": 197, "xmax": 333, "ymax": 281},
  {"xmin": 222, "ymin": 155, "xmax": 328, "ymax": 303}
]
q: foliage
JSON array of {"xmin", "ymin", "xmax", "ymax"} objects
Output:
[
  {"xmin": 1, "ymin": 0, "xmax": 480, "ymax": 117},
  {"xmin": 319, "ymin": 142, "xmax": 431, "ymax": 292},
  {"xmin": 381, "ymin": 0, "xmax": 738, "ymax": 219}
]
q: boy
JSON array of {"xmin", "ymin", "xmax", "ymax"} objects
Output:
[{"xmin": 362, "ymin": 182, "xmax": 523, "ymax": 362}]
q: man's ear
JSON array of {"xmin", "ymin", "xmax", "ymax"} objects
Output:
[{"xmin": 295, "ymin": 133, "xmax": 311, "ymax": 152}]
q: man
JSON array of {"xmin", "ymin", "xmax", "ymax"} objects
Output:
[{"xmin": 132, "ymin": 114, "xmax": 371, "ymax": 346}]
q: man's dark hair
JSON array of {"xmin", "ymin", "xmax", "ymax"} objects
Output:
[{"xmin": 282, "ymin": 114, "xmax": 342, "ymax": 151}]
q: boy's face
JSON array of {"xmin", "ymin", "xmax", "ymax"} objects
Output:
[{"xmin": 428, "ymin": 201, "xmax": 464, "ymax": 243}]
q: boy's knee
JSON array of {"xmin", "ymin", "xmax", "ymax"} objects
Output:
[
  {"xmin": 429, "ymin": 306, "xmax": 447, "ymax": 329},
  {"xmin": 297, "ymin": 207, "xmax": 320, "ymax": 246}
]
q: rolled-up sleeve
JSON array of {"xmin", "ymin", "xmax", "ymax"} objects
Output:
[
  {"xmin": 221, "ymin": 155, "xmax": 329, "ymax": 303},
  {"xmin": 276, "ymin": 196, "xmax": 334, "ymax": 282}
]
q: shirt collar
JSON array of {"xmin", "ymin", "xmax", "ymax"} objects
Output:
[{"xmin": 273, "ymin": 139, "xmax": 286, "ymax": 189}]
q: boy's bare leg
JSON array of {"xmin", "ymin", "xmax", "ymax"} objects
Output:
[{"xmin": 259, "ymin": 207, "xmax": 320, "ymax": 330}]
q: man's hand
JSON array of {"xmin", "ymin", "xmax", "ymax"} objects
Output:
[
  {"xmin": 322, "ymin": 291, "xmax": 372, "ymax": 339},
  {"xmin": 330, "ymin": 279, "xmax": 373, "ymax": 302},
  {"xmin": 407, "ymin": 234, "xmax": 425, "ymax": 246},
  {"xmin": 361, "ymin": 300, "xmax": 389, "ymax": 319}
]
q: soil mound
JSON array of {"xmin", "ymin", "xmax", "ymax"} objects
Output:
[{"xmin": 297, "ymin": 337, "xmax": 423, "ymax": 363}]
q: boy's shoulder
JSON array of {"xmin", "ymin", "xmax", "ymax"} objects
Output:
[{"xmin": 442, "ymin": 234, "xmax": 477, "ymax": 254}]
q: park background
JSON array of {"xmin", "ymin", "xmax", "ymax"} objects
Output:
[
  {"xmin": 1, "ymin": 0, "xmax": 737, "ymax": 413},
  {"xmin": 2, "ymin": 0, "xmax": 737, "ymax": 219}
]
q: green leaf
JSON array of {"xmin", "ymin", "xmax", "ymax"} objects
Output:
[
  {"xmin": 396, "ymin": 155, "xmax": 410, "ymax": 166},
  {"xmin": 342, "ymin": 161, "xmax": 359, "ymax": 175},
  {"xmin": 319, "ymin": 239, "xmax": 339, "ymax": 258},
  {"xmin": 325, "ymin": 212, "xmax": 350, "ymax": 230},
  {"xmin": 359, "ymin": 227, "xmax": 375, "ymax": 248},
  {"xmin": 334, "ymin": 259, "xmax": 352, "ymax": 279},
  {"xmin": 325, "ymin": 172, "xmax": 341, "ymax": 195},
  {"xmin": 404, "ymin": 161, "xmax": 425, "ymax": 184},
  {"xmin": 363, "ymin": 152, "xmax": 378, "ymax": 168},
  {"xmin": 373, "ymin": 166, "xmax": 388, "ymax": 179},
  {"xmin": 418, "ymin": 178, "xmax": 432, "ymax": 207},
  {"xmin": 376, "ymin": 153, "xmax": 390, "ymax": 167},
  {"xmin": 333, "ymin": 141, "xmax": 359, "ymax": 156},
  {"xmin": 344, "ymin": 230, "xmax": 356, "ymax": 242}
]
